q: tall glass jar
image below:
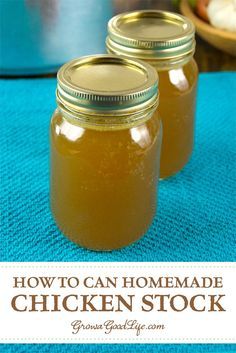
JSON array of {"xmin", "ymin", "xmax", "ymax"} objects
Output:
[
  {"xmin": 50, "ymin": 55, "xmax": 162, "ymax": 250},
  {"xmin": 107, "ymin": 10, "xmax": 198, "ymax": 178}
]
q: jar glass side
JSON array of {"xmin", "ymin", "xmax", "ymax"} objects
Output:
[
  {"xmin": 50, "ymin": 109, "xmax": 162, "ymax": 250},
  {"xmin": 153, "ymin": 58, "xmax": 198, "ymax": 178}
]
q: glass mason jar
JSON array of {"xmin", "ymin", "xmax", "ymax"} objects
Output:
[
  {"xmin": 50, "ymin": 55, "xmax": 162, "ymax": 251},
  {"xmin": 106, "ymin": 10, "xmax": 198, "ymax": 179}
]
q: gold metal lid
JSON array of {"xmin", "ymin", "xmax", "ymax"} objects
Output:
[
  {"xmin": 107, "ymin": 10, "xmax": 195, "ymax": 61},
  {"xmin": 56, "ymin": 55, "xmax": 159, "ymax": 129}
]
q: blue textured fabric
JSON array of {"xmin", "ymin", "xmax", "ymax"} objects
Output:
[
  {"xmin": 0, "ymin": 344, "xmax": 235, "ymax": 353},
  {"xmin": 0, "ymin": 73, "xmax": 236, "ymax": 352},
  {"xmin": 1, "ymin": 72, "xmax": 236, "ymax": 262}
]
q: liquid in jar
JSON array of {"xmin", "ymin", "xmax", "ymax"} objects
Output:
[
  {"xmin": 107, "ymin": 10, "xmax": 199, "ymax": 178},
  {"xmin": 50, "ymin": 55, "xmax": 162, "ymax": 250}
]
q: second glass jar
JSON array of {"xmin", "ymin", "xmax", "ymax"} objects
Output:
[{"xmin": 107, "ymin": 10, "xmax": 198, "ymax": 178}]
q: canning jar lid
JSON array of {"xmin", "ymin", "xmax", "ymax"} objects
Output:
[
  {"xmin": 107, "ymin": 10, "xmax": 195, "ymax": 61},
  {"xmin": 56, "ymin": 54, "xmax": 159, "ymax": 129}
]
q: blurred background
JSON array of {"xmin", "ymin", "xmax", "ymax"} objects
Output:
[{"xmin": 0, "ymin": 0, "xmax": 236, "ymax": 76}]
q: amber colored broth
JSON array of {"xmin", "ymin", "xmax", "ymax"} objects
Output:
[
  {"xmin": 50, "ymin": 112, "xmax": 162, "ymax": 250},
  {"xmin": 155, "ymin": 58, "xmax": 198, "ymax": 178}
]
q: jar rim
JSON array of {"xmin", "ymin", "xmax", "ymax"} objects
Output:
[
  {"xmin": 107, "ymin": 10, "xmax": 195, "ymax": 62},
  {"xmin": 57, "ymin": 97, "xmax": 159, "ymax": 131},
  {"xmin": 57, "ymin": 54, "xmax": 158, "ymax": 112}
]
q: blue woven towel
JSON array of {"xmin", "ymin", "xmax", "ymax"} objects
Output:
[
  {"xmin": 1, "ymin": 72, "xmax": 235, "ymax": 262},
  {"xmin": 0, "ymin": 72, "xmax": 236, "ymax": 352}
]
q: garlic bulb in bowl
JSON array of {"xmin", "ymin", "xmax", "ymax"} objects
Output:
[{"xmin": 207, "ymin": 0, "xmax": 236, "ymax": 32}]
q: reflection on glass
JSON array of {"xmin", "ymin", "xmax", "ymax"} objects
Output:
[
  {"xmin": 169, "ymin": 68, "xmax": 190, "ymax": 91},
  {"xmin": 131, "ymin": 125, "xmax": 151, "ymax": 148},
  {"xmin": 57, "ymin": 119, "xmax": 85, "ymax": 142}
]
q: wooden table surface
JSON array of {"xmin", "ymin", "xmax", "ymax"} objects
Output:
[{"xmin": 194, "ymin": 36, "xmax": 236, "ymax": 72}]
